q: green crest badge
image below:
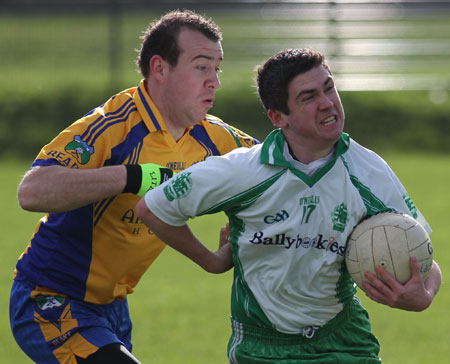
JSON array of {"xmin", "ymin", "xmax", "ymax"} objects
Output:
[
  {"xmin": 36, "ymin": 295, "xmax": 65, "ymax": 310},
  {"xmin": 164, "ymin": 172, "xmax": 193, "ymax": 201},
  {"xmin": 331, "ymin": 202, "xmax": 349, "ymax": 232},
  {"xmin": 65, "ymin": 135, "xmax": 94, "ymax": 165}
]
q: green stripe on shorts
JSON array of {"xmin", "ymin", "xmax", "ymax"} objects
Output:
[{"xmin": 227, "ymin": 297, "xmax": 381, "ymax": 364}]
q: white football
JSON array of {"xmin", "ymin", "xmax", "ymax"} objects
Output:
[{"xmin": 345, "ymin": 211, "xmax": 433, "ymax": 291}]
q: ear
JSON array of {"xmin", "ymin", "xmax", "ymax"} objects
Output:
[
  {"xmin": 149, "ymin": 55, "xmax": 167, "ymax": 83},
  {"xmin": 267, "ymin": 109, "xmax": 288, "ymax": 128}
]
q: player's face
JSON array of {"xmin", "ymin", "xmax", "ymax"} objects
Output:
[
  {"xmin": 163, "ymin": 29, "xmax": 223, "ymax": 129},
  {"xmin": 273, "ymin": 65, "xmax": 345, "ymax": 160}
]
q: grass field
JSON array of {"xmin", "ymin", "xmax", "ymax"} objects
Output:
[{"xmin": 1, "ymin": 153, "xmax": 449, "ymax": 363}]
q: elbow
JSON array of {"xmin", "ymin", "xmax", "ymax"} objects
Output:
[
  {"xmin": 17, "ymin": 180, "xmax": 40, "ymax": 212},
  {"xmin": 136, "ymin": 198, "xmax": 160, "ymax": 232},
  {"xmin": 135, "ymin": 198, "xmax": 149, "ymax": 219}
]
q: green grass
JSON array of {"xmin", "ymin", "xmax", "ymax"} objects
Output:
[{"xmin": 2, "ymin": 153, "xmax": 450, "ymax": 363}]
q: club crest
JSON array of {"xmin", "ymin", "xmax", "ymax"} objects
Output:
[
  {"xmin": 164, "ymin": 172, "xmax": 193, "ymax": 201},
  {"xmin": 36, "ymin": 295, "xmax": 65, "ymax": 310},
  {"xmin": 65, "ymin": 135, "xmax": 94, "ymax": 165},
  {"xmin": 331, "ymin": 202, "xmax": 349, "ymax": 232}
]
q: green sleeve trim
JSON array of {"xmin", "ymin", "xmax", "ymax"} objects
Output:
[
  {"xmin": 199, "ymin": 169, "xmax": 287, "ymax": 216},
  {"xmin": 340, "ymin": 156, "xmax": 394, "ymax": 216}
]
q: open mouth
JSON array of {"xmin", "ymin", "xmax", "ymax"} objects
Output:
[
  {"xmin": 321, "ymin": 115, "xmax": 336, "ymax": 126},
  {"xmin": 203, "ymin": 98, "xmax": 214, "ymax": 107}
]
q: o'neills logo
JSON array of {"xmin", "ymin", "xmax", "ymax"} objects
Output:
[{"xmin": 249, "ymin": 231, "xmax": 345, "ymax": 256}]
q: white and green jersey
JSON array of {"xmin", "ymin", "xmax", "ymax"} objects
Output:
[{"xmin": 144, "ymin": 130, "xmax": 430, "ymax": 334}]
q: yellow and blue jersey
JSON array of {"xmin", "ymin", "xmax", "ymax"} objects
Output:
[{"xmin": 15, "ymin": 80, "xmax": 259, "ymax": 304}]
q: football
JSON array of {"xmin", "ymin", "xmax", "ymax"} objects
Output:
[{"xmin": 345, "ymin": 211, "xmax": 433, "ymax": 291}]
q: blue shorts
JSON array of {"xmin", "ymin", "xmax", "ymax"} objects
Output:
[{"xmin": 10, "ymin": 278, "xmax": 133, "ymax": 364}]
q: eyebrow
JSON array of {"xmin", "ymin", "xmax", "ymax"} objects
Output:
[
  {"xmin": 295, "ymin": 76, "xmax": 334, "ymax": 100},
  {"xmin": 192, "ymin": 54, "xmax": 223, "ymax": 62}
]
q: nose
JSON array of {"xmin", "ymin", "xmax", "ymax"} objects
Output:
[
  {"xmin": 207, "ymin": 71, "xmax": 221, "ymax": 90},
  {"xmin": 318, "ymin": 94, "xmax": 333, "ymax": 109}
]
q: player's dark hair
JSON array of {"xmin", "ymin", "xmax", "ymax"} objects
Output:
[
  {"xmin": 256, "ymin": 48, "xmax": 331, "ymax": 115},
  {"xmin": 136, "ymin": 9, "xmax": 222, "ymax": 78}
]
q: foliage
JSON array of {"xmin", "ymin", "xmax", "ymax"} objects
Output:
[
  {"xmin": 1, "ymin": 86, "xmax": 450, "ymax": 160},
  {"xmin": 1, "ymin": 10, "xmax": 449, "ymax": 158}
]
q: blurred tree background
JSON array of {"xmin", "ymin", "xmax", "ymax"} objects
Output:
[{"xmin": 1, "ymin": 0, "xmax": 449, "ymax": 159}]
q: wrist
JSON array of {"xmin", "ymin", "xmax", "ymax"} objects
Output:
[
  {"xmin": 123, "ymin": 163, "xmax": 175, "ymax": 196},
  {"xmin": 123, "ymin": 164, "xmax": 142, "ymax": 194},
  {"xmin": 137, "ymin": 163, "xmax": 174, "ymax": 197}
]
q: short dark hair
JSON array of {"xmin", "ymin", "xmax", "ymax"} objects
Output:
[
  {"xmin": 136, "ymin": 9, "xmax": 222, "ymax": 78},
  {"xmin": 256, "ymin": 48, "xmax": 331, "ymax": 115}
]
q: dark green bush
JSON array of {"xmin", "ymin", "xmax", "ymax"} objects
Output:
[
  {"xmin": 213, "ymin": 87, "xmax": 450, "ymax": 153},
  {"xmin": 1, "ymin": 86, "xmax": 449, "ymax": 160}
]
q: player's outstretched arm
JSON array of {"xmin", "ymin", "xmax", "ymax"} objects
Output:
[
  {"xmin": 362, "ymin": 257, "xmax": 442, "ymax": 312},
  {"xmin": 18, "ymin": 165, "xmax": 127, "ymax": 213},
  {"xmin": 135, "ymin": 198, "xmax": 233, "ymax": 274},
  {"xmin": 18, "ymin": 163, "xmax": 174, "ymax": 213}
]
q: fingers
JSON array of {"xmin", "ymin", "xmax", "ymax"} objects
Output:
[
  {"xmin": 362, "ymin": 258, "xmax": 430, "ymax": 311},
  {"xmin": 372, "ymin": 264, "xmax": 399, "ymax": 290},
  {"xmin": 409, "ymin": 256, "xmax": 421, "ymax": 278},
  {"xmin": 218, "ymin": 222, "xmax": 230, "ymax": 249},
  {"xmin": 215, "ymin": 231, "xmax": 233, "ymax": 273},
  {"xmin": 362, "ymin": 271, "xmax": 398, "ymax": 308},
  {"xmin": 219, "ymin": 227, "xmax": 228, "ymax": 248},
  {"xmin": 363, "ymin": 271, "xmax": 391, "ymax": 299}
]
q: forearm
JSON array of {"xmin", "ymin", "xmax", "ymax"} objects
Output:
[
  {"xmin": 136, "ymin": 199, "xmax": 232, "ymax": 273},
  {"xmin": 424, "ymin": 260, "xmax": 442, "ymax": 298},
  {"xmin": 18, "ymin": 165, "xmax": 127, "ymax": 213}
]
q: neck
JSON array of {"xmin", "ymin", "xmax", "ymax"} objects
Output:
[
  {"xmin": 286, "ymin": 138, "xmax": 336, "ymax": 164},
  {"xmin": 165, "ymin": 122, "xmax": 187, "ymax": 142},
  {"xmin": 146, "ymin": 80, "xmax": 187, "ymax": 142}
]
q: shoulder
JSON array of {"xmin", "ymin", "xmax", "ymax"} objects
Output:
[
  {"xmin": 86, "ymin": 87, "xmax": 137, "ymax": 117},
  {"xmin": 200, "ymin": 115, "xmax": 260, "ymax": 148},
  {"xmin": 203, "ymin": 144, "xmax": 263, "ymax": 170},
  {"xmin": 177, "ymin": 143, "xmax": 278, "ymax": 207},
  {"xmin": 187, "ymin": 144, "xmax": 268, "ymax": 188},
  {"xmin": 343, "ymin": 137, "xmax": 391, "ymax": 173},
  {"xmin": 342, "ymin": 137, "xmax": 404, "ymax": 195}
]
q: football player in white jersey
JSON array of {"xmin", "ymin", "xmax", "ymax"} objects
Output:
[{"xmin": 136, "ymin": 48, "xmax": 441, "ymax": 363}]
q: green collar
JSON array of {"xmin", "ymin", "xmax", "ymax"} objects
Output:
[{"xmin": 260, "ymin": 129, "xmax": 350, "ymax": 187}]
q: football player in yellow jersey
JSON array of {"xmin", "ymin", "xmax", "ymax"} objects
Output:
[{"xmin": 10, "ymin": 9, "xmax": 258, "ymax": 364}]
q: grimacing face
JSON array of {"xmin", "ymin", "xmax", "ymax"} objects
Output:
[{"xmin": 273, "ymin": 64, "xmax": 345, "ymax": 158}]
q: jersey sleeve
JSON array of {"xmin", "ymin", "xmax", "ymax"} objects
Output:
[
  {"xmin": 224, "ymin": 123, "xmax": 261, "ymax": 148},
  {"xmin": 381, "ymin": 159, "xmax": 432, "ymax": 234},
  {"xmin": 30, "ymin": 92, "xmax": 135, "ymax": 170},
  {"xmin": 144, "ymin": 147, "xmax": 255, "ymax": 226},
  {"xmin": 346, "ymin": 140, "xmax": 432, "ymax": 234},
  {"xmin": 202, "ymin": 115, "xmax": 260, "ymax": 152}
]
